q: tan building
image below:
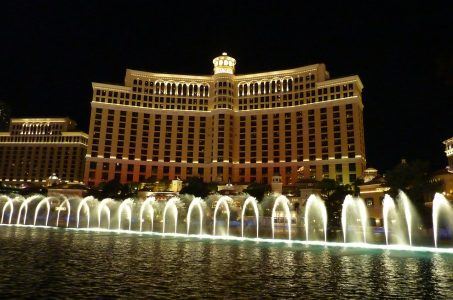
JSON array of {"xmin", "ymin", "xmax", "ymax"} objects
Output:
[
  {"xmin": 433, "ymin": 137, "xmax": 453, "ymax": 200},
  {"xmin": 0, "ymin": 118, "xmax": 88, "ymax": 184},
  {"xmin": 359, "ymin": 168, "xmax": 389, "ymax": 225},
  {"xmin": 85, "ymin": 53, "xmax": 366, "ymax": 186}
]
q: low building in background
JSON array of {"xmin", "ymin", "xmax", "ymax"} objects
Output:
[
  {"xmin": 359, "ymin": 168, "xmax": 389, "ymax": 225},
  {"xmin": 47, "ymin": 182, "xmax": 90, "ymax": 198},
  {"xmin": 432, "ymin": 137, "xmax": 453, "ymax": 200},
  {"xmin": 0, "ymin": 118, "xmax": 88, "ymax": 185}
]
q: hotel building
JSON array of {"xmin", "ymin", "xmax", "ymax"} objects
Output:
[
  {"xmin": 0, "ymin": 118, "xmax": 88, "ymax": 183},
  {"xmin": 85, "ymin": 53, "xmax": 366, "ymax": 186}
]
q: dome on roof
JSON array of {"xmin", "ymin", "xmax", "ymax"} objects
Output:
[{"xmin": 212, "ymin": 52, "xmax": 236, "ymax": 75}]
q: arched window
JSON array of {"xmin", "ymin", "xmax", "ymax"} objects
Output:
[
  {"xmin": 194, "ymin": 85, "xmax": 199, "ymax": 96},
  {"xmin": 288, "ymin": 78, "xmax": 293, "ymax": 91},
  {"xmin": 155, "ymin": 82, "xmax": 160, "ymax": 94},
  {"xmin": 172, "ymin": 83, "xmax": 176, "ymax": 95},
  {"xmin": 177, "ymin": 84, "xmax": 182, "ymax": 95}
]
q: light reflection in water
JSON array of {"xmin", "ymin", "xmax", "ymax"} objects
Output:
[{"xmin": 0, "ymin": 226, "xmax": 452, "ymax": 298}]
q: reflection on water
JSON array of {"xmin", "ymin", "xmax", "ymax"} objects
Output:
[{"xmin": 0, "ymin": 226, "xmax": 452, "ymax": 298}]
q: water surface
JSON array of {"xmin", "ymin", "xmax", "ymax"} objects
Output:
[{"xmin": 0, "ymin": 227, "xmax": 452, "ymax": 298}]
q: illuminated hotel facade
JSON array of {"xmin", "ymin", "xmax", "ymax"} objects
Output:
[
  {"xmin": 85, "ymin": 53, "xmax": 366, "ymax": 186},
  {"xmin": 0, "ymin": 118, "xmax": 88, "ymax": 183}
]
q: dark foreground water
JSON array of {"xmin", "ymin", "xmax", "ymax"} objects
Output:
[{"xmin": 0, "ymin": 227, "xmax": 452, "ymax": 298}]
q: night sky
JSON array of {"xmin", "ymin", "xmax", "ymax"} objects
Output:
[{"xmin": 1, "ymin": 1, "xmax": 451, "ymax": 173}]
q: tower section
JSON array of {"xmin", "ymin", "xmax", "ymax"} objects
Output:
[{"xmin": 211, "ymin": 53, "xmax": 236, "ymax": 183}]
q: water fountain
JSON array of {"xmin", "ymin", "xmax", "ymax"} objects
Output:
[
  {"xmin": 1, "ymin": 196, "xmax": 15, "ymax": 225},
  {"xmin": 271, "ymin": 195, "xmax": 292, "ymax": 240},
  {"xmin": 213, "ymin": 196, "xmax": 231, "ymax": 236},
  {"xmin": 56, "ymin": 196, "xmax": 71, "ymax": 227},
  {"xmin": 1, "ymin": 191, "xmax": 452, "ymax": 254},
  {"xmin": 382, "ymin": 192, "xmax": 413, "ymax": 246},
  {"xmin": 304, "ymin": 194, "xmax": 328, "ymax": 242},
  {"xmin": 118, "ymin": 198, "xmax": 133, "ymax": 230},
  {"xmin": 397, "ymin": 191, "xmax": 413, "ymax": 246},
  {"xmin": 341, "ymin": 195, "xmax": 368, "ymax": 243},
  {"xmin": 382, "ymin": 194, "xmax": 396, "ymax": 245},
  {"xmin": 241, "ymin": 196, "xmax": 259, "ymax": 238},
  {"xmin": 162, "ymin": 197, "xmax": 179, "ymax": 234},
  {"xmin": 139, "ymin": 196, "xmax": 155, "ymax": 232},
  {"xmin": 76, "ymin": 196, "xmax": 95, "ymax": 228},
  {"xmin": 17, "ymin": 195, "xmax": 42, "ymax": 225},
  {"xmin": 33, "ymin": 197, "xmax": 52, "ymax": 226},
  {"xmin": 98, "ymin": 198, "xmax": 114, "ymax": 229},
  {"xmin": 186, "ymin": 197, "xmax": 204, "ymax": 235},
  {"xmin": 433, "ymin": 193, "xmax": 453, "ymax": 248}
]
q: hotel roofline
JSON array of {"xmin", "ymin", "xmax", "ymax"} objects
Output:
[{"xmin": 125, "ymin": 63, "xmax": 325, "ymax": 80}]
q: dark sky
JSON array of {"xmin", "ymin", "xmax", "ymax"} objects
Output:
[{"xmin": 1, "ymin": 1, "xmax": 451, "ymax": 172}]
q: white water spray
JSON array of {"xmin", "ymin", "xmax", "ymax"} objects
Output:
[
  {"xmin": 1, "ymin": 196, "xmax": 14, "ymax": 225},
  {"xmin": 241, "ymin": 196, "xmax": 259, "ymax": 238},
  {"xmin": 139, "ymin": 196, "xmax": 155, "ymax": 232},
  {"xmin": 33, "ymin": 197, "xmax": 51, "ymax": 226},
  {"xmin": 271, "ymin": 195, "xmax": 292, "ymax": 240},
  {"xmin": 304, "ymin": 194, "xmax": 328, "ymax": 242},
  {"xmin": 56, "ymin": 197, "xmax": 71, "ymax": 227},
  {"xmin": 213, "ymin": 196, "xmax": 231, "ymax": 236},
  {"xmin": 118, "ymin": 198, "xmax": 133, "ymax": 230},
  {"xmin": 98, "ymin": 198, "xmax": 113, "ymax": 229},
  {"xmin": 163, "ymin": 197, "xmax": 179, "ymax": 234},
  {"xmin": 186, "ymin": 197, "xmax": 204, "ymax": 235},
  {"xmin": 76, "ymin": 196, "xmax": 94, "ymax": 228}
]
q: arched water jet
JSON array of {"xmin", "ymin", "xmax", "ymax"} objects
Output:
[
  {"xmin": 118, "ymin": 198, "xmax": 134, "ymax": 230},
  {"xmin": 241, "ymin": 196, "xmax": 259, "ymax": 238},
  {"xmin": 433, "ymin": 193, "xmax": 453, "ymax": 248},
  {"xmin": 17, "ymin": 195, "xmax": 42, "ymax": 225},
  {"xmin": 163, "ymin": 197, "xmax": 179, "ymax": 234},
  {"xmin": 139, "ymin": 196, "xmax": 155, "ymax": 232},
  {"xmin": 398, "ymin": 191, "xmax": 413, "ymax": 246},
  {"xmin": 213, "ymin": 196, "xmax": 231, "ymax": 236},
  {"xmin": 304, "ymin": 194, "xmax": 328, "ymax": 242},
  {"xmin": 33, "ymin": 197, "xmax": 52, "ymax": 226},
  {"xmin": 98, "ymin": 198, "xmax": 113, "ymax": 229},
  {"xmin": 341, "ymin": 195, "xmax": 368, "ymax": 243},
  {"xmin": 76, "ymin": 196, "xmax": 95, "ymax": 228},
  {"xmin": 1, "ymin": 196, "xmax": 14, "ymax": 225},
  {"xmin": 56, "ymin": 197, "xmax": 71, "ymax": 227},
  {"xmin": 271, "ymin": 195, "xmax": 292, "ymax": 240},
  {"xmin": 382, "ymin": 194, "xmax": 396, "ymax": 245},
  {"xmin": 357, "ymin": 198, "xmax": 368, "ymax": 243},
  {"xmin": 186, "ymin": 197, "xmax": 204, "ymax": 235}
]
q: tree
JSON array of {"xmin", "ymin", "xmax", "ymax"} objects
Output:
[
  {"xmin": 94, "ymin": 179, "xmax": 123, "ymax": 199},
  {"xmin": 180, "ymin": 177, "xmax": 211, "ymax": 198},
  {"xmin": 318, "ymin": 178, "xmax": 353, "ymax": 228},
  {"xmin": 156, "ymin": 177, "xmax": 170, "ymax": 192},
  {"xmin": 385, "ymin": 159, "xmax": 443, "ymax": 225},
  {"xmin": 243, "ymin": 182, "xmax": 270, "ymax": 202}
]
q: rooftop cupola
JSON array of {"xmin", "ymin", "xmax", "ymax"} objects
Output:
[{"xmin": 212, "ymin": 52, "xmax": 236, "ymax": 75}]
